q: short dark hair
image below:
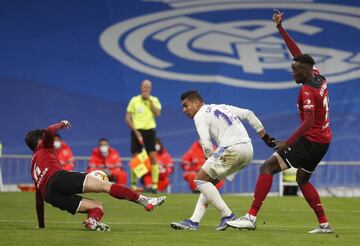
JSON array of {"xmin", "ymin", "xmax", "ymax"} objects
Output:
[
  {"xmin": 180, "ymin": 90, "xmax": 203, "ymax": 102},
  {"xmin": 25, "ymin": 129, "xmax": 45, "ymax": 151},
  {"xmin": 54, "ymin": 133, "xmax": 62, "ymax": 139},
  {"xmin": 293, "ymin": 54, "xmax": 315, "ymax": 67},
  {"xmin": 98, "ymin": 138, "xmax": 109, "ymax": 144}
]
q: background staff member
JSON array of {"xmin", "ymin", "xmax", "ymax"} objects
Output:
[
  {"xmin": 88, "ymin": 138, "xmax": 127, "ymax": 185},
  {"xmin": 54, "ymin": 134, "xmax": 75, "ymax": 171}
]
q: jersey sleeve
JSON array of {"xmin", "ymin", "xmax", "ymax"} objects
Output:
[
  {"xmin": 194, "ymin": 114, "xmax": 213, "ymax": 158},
  {"xmin": 229, "ymin": 106, "xmax": 264, "ymax": 133},
  {"xmin": 278, "ymin": 26, "xmax": 322, "ymax": 75},
  {"xmin": 286, "ymin": 87, "xmax": 316, "ymax": 144},
  {"xmin": 287, "ymin": 110, "xmax": 315, "ymax": 145},
  {"xmin": 126, "ymin": 97, "xmax": 135, "ymax": 113},
  {"xmin": 277, "ymin": 25, "xmax": 302, "ymax": 57},
  {"xmin": 152, "ymin": 96, "xmax": 162, "ymax": 110},
  {"xmin": 42, "ymin": 122, "xmax": 65, "ymax": 148}
]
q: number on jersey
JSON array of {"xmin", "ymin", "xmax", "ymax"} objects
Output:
[
  {"xmin": 214, "ymin": 109, "xmax": 233, "ymax": 126},
  {"xmin": 33, "ymin": 163, "xmax": 41, "ymax": 182}
]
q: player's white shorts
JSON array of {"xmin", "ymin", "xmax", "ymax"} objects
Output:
[{"xmin": 202, "ymin": 142, "xmax": 253, "ymax": 181}]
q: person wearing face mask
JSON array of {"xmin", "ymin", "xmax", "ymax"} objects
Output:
[
  {"xmin": 53, "ymin": 134, "xmax": 75, "ymax": 171},
  {"xmin": 88, "ymin": 138, "xmax": 127, "ymax": 185},
  {"xmin": 142, "ymin": 138, "xmax": 174, "ymax": 193},
  {"xmin": 125, "ymin": 79, "xmax": 162, "ymax": 193}
]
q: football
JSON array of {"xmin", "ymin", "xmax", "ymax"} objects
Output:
[{"xmin": 89, "ymin": 170, "xmax": 109, "ymax": 182}]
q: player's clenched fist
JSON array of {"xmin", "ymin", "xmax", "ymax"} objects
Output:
[
  {"xmin": 272, "ymin": 9, "xmax": 283, "ymax": 27},
  {"xmin": 61, "ymin": 120, "xmax": 71, "ymax": 129}
]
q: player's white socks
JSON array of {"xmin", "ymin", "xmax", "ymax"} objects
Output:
[
  {"xmin": 189, "ymin": 193, "xmax": 208, "ymax": 223},
  {"xmin": 194, "ymin": 180, "xmax": 232, "ymax": 218}
]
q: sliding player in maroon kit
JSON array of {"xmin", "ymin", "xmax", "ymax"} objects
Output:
[
  {"xmin": 25, "ymin": 120, "xmax": 165, "ymax": 232},
  {"xmin": 227, "ymin": 10, "xmax": 333, "ymax": 233}
]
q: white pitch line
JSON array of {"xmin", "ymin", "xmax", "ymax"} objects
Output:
[
  {"xmin": 0, "ymin": 219, "xmax": 356, "ymax": 230},
  {"xmin": 7, "ymin": 205, "xmax": 360, "ymax": 213}
]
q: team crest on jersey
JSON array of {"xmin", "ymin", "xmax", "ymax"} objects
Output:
[{"xmin": 100, "ymin": 0, "xmax": 360, "ymax": 89}]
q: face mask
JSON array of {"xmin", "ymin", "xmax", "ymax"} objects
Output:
[
  {"xmin": 99, "ymin": 145, "xmax": 109, "ymax": 155},
  {"xmin": 155, "ymin": 144, "xmax": 161, "ymax": 152},
  {"xmin": 54, "ymin": 141, "xmax": 61, "ymax": 149}
]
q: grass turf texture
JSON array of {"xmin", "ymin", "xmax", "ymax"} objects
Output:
[{"xmin": 0, "ymin": 193, "xmax": 359, "ymax": 246}]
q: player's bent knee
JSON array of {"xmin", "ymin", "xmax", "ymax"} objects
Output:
[
  {"xmin": 296, "ymin": 176, "xmax": 310, "ymax": 187},
  {"xmin": 296, "ymin": 169, "xmax": 312, "ymax": 186},
  {"xmin": 84, "ymin": 175, "xmax": 111, "ymax": 193},
  {"xmin": 260, "ymin": 156, "xmax": 281, "ymax": 175},
  {"xmin": 259, "ymin": 163, "xmax": 273, "ymax": 175}
]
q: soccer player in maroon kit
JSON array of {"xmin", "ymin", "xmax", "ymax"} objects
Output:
[
  {"xmin": 25, "ymin": 120, "xmax": 166, "ymax": 232},
  {"xmin": 227, "ymin": 10, "xmax": 333, "ymax": 233}
]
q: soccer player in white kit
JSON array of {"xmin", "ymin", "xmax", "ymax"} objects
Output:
[{"xmin": 170, "ymin": 90, "xmax": 275, "ymax": 231}]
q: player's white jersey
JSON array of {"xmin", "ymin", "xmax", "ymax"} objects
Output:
[{"xmin": 193, "ymin": 104, "xmax": 264, "ymax": 158}]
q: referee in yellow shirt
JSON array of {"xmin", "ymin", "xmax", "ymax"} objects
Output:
[{"xmin": 125, "ymin": 79, "xmax": 162, "ymax": 193}]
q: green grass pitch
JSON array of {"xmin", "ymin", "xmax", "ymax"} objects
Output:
[{"xmin": 0, "ymin": 192, "xmax": 359, "ymax": 246}]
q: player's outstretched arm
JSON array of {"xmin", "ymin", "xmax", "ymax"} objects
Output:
[
  {"xmin": 273, "ymin": 9, "xmax": 302, "ymax": 57},
  {"xmin": 43, "ymin": 120, "xmax": 71, "ymax": 148},
  {"xmin": 231, "ymin": 106, "xmax": 276, "ymax": 148},
  {"xmin": 231, "ymin": 107, "xmax": 263, "ymax": 132},
  {"xmin": 35, "ymin": 188, "xmax": 45, "ymax": 229}
]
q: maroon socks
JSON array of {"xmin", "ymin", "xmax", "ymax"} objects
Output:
[
  {"xmin": 248, "ymin": 174, "xmax": 273, "ymax": 216},
  {"xmin": 247, "ymin": 173, "xmax": 328, "ymax": 224},
  {"xmin": 109, "ymin": 184, "xmax": 140, "ymax": 202},
  {"xmin": 87, "ymin": 207, "xmax": 103, "ymax": 221},
  {"xmin": 300, "ymin": 182, "xmax": 328, "ymax": 223}
]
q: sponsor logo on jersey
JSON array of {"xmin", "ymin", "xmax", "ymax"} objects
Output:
[{"xmin": 303, "ymin": 104, "xmax": 314, "ymax": 109}]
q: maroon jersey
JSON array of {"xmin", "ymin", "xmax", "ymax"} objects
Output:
[
  {"xmin": 31, "ymin": 123, "xmax": 65, "ymax": 197},
  {"xmin": 277, "ymin": 25, "xmax": 331, "ymax": 145},
  {"xmin": 297, "ymin": 73, "xmax": 331, "ymax": 143}
]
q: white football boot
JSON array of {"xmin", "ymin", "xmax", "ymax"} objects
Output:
[
  {"xmin": 138, "ymin": 196, "xmax": 166, "ymax": 211},
  {"xmin": 308, "ymin": 223, "xmax": 334, "ymax": 234},
  {"xmin": 226, "ymin": 213, "xmax": 256, "ymax": 230},
  {"xmin": 83, "ymin": 217, "xmax": 111, "ymax": 232}
]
